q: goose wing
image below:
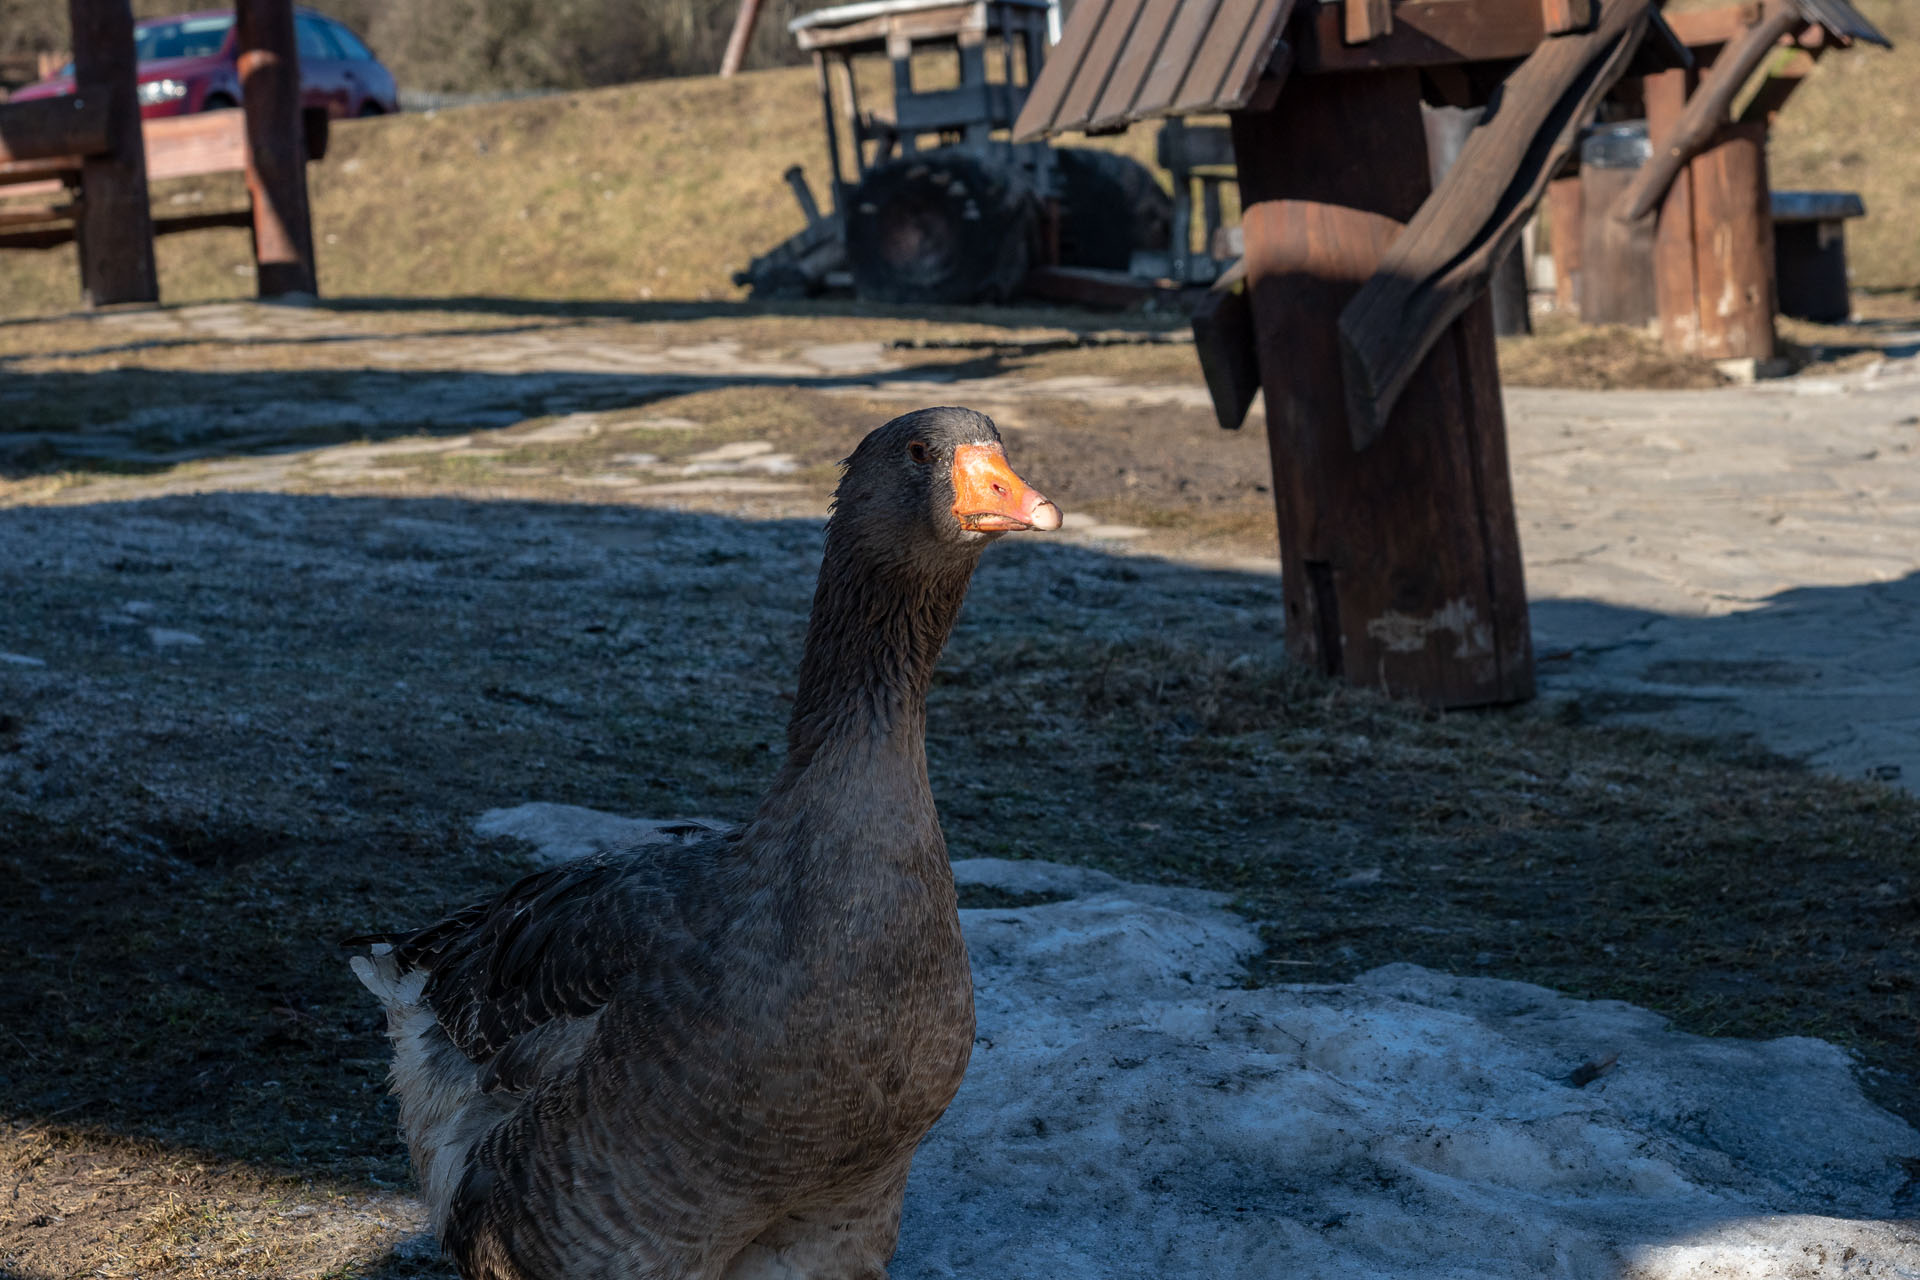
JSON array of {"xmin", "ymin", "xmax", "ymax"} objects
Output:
[{"xmin": 370, "ymin": 848, "xmax": 710, "ymax": 1071}]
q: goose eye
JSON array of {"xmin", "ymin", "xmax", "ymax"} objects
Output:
[{"xmin": 908, "ymin": 441, "xmax": 931, "ymax": 465}]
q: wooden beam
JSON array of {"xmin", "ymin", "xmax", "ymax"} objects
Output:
[
  {"xmin": 235, "ymin": 0, "xmax": 317, "ymax": 297},
  {"xmin": 1234, "ymin": 68, "xmax": 1533, "ymax": 707},
  {"xmin": 1611, "ymin": 0, "xmax": 1799, "ymax": 224},
  {"xmin": 66, "ymin": 0, "xmax": 157, "ymax": 306},
  {"xmin": 719, "ymin": 0, "xmax": 766, "ymax": 76},
  {"xmin": 1344, "ymin": 0, "xmax": 1393, "ymax": 44},
  {"xmin": 1297, "ymin": 0, "xmax": 1545, "ymax": 71},
  {"xmin": 0, "ymin": 91, "xmax": 111, "ymax": 165},
  {"xmin": 1338, "ymin": 0, "xmax": 1652, "ymax": 446},
  {"xmin": 1738, "ymin": 45, "xmax": 1818, "ymax": 122},
  {"xmin": 1541, "ymin": 0, "xmax": 1594, "ymax": 35},
  {"xmin": 1659, "ymin": 3, "xmax": 1763, "ymax": 49}
]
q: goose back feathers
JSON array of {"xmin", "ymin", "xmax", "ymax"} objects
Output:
[{"xmin": 349, "ymin": 407, "xmax": 1060, "ymax": 1280}]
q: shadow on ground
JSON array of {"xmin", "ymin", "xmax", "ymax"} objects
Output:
[{"xmin": 2, "ymin": 490, "xmax": 1915, "ymax": 1198}]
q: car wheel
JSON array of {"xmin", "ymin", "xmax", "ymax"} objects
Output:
[
  {"xmin": 202, "ymin": 93, "xmax": 237, "ymax": 112},
  {"xmin": 356, "ymin": 102, "xmax": 384, "ymax": 117}
]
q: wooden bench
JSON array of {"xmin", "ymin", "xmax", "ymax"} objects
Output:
[
  {"xmin": 1771, "ymin": 189, "xmax": 1865, "ymax": 323},
  {"xmin": 0, "ymin": 104, "xmax": 326, "ymax": 251}
]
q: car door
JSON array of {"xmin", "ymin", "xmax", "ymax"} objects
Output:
[{"xmin": 293, "ymin": 13, "xmax": 348, "ymax": 117}]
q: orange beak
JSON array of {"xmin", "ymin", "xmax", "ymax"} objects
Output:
[{"xmin": 951, "ymin": 443, "xmax": 1062, "ymax": 533}]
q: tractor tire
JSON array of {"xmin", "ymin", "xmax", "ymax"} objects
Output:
[
  {"xmin": 1054, "ymin": 147, "xmax": 1173, "ymax": 272},
  {"xmin": 847, "ymin": 151, "xmax": 1035, "ymax": 305}
]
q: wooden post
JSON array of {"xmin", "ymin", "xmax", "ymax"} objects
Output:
[
  {"xmin": 1233, "ymin": 70, "xmax": 1533, "ymax": 708},
  {"xmin": 1546, "ymin": 171, "xmax": 1582, "ymax": 312},
  {"xmin": 1687, "ymin": 121, "xmax": 1774, "ymax": 360},
  {"xmin": 1645, "ymin": 66, "xmax": 1702, "ymax": 351},
  {"xmin": 235, "ymin": 0, "xmax": 316, "ymax": 297},
  {"xmin": 66, "ymin": 0, "xmax": 157, "ymax": 306},
  {"xmin": 720, "ymin": 0, "xmax": 766, "ymax": 77}
]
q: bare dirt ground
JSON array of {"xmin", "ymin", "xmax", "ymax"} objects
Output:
[{"xmin": 3, "ymin": 299, "xmax": 1919, "ymax": 1278}]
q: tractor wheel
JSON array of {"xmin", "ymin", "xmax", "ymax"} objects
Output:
[
  {"xmin": 847, "ymin": 151, "xmax": 1035, "ymax": 305},
  {"xmin": 1053, "ymin": 147, "xmax": 1173, "ymax": 272}
]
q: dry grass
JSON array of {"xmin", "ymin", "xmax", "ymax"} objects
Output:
[
  {"xmin": 1497, "ymin": 312, "xmax": 1730, "ymax": 389},
  {"xmin": 0, "ymin": 63, "xmax": 1163, "ymax": 320}
]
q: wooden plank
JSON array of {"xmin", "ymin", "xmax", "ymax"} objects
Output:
[
  {"xmin": 1541, "ymin": 0, "xmax": 1595, "ymax": 34},
  {"xmin": 1794, "ymin": 0, "xmax": 1890, "ymax": 46},
  {"xmin": 1021, "ymin": 264, "xmax": 1163, "ymax": 307},
  {"xmin": 1190, "ymin": 265, "xmax": 1261, "ymax": 431},
  {"xmin": 1688, "ymin": 121, "xmax": 1775, "ymax": 359},
  {"xmin": 0, "ymin": 201, "xmax": 77, "ymax": 228},
  {"xmin": 1296, "ymin": 0, "xmax": 1545, "ymax": 71},
  {"xmin": 1345, "ymin": 0, "xmax": 1392, "ymax": 44},
  {"xmin": 0, "ymin": 159, "xmax": 82, "ymax": 189},
  {"xmin": 1010, "ymin": 0, "xmax": 1113, "ymax": 140},
  {"xmin": 1611, "ymin": 0, "xmax": 1799, "ymax": 223},
  {"xmin": 1087, "ymin": 0, "xmax": 1182, "ymax": 129},
  {"xmin": 143, "ymin": 109, "xmax": 248, "ymax": 182},
  {"xmin": 1645, "ymin": 66, "xmax": 1702, "ymax": 351},
  {"xmin": 0, "ymin": 204, "xmax": 252, "ymax": 251},
  {"xmin": 1234, "ymin": 68, "xmax": 1532, "ymax": 707},
  {"xmin": 1338, "ymin": 0, "xmax": 1653, "ymax": 446},
  {"xmin": 0, "ymin": 90, "xmax": 111, "ymax": 165},
  {"xmin": 1169, "ymin": 0, "xmax": 1268, "ymax": 113},
  {"xmin": 236, "ymin": 0, "xmax": 317, "ymax": 297},
  {"xmin": 1546, "ymin": 171, "xmax": 1582, "ymax": 309},
  {"xmin": 1212, "ymin": 0, "xmax": 1295, "ymax": 111},
  {"xmin": 67, "ymin": 0, "xmax": 157, "ymax": 306},
  {"xmin": 1131, "ymin": 0, "xmax": 1227, "ymax": 115},
  {"xmin": 1054, "ymin": 0, "xmax": 1149, "ymax": 130},
  {"xmin": 1660, "ymin": 3, "xmax": 1761, "ymax": 49}
]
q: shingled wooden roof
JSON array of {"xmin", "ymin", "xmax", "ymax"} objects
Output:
[{"xmin": 1011, "ymin": 0, "xmax": 1294, "ymax": 141}]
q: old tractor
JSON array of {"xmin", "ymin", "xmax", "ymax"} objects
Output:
[{"xmin": 736, "ymin": 0, "xmax": 1211, "ymax": 305}]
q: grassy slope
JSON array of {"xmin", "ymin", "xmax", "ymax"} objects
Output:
[
  {"xmin": 1765, "ymin": 0, "xmax": 1920, "ymax": 291},
  {"xmin": 0, "ymin": 60, "xmax": 1161, "ymax": 317}
]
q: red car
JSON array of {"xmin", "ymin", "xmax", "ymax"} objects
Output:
[{"xmin": 10, "ymin": 7, "xmax": 398, "ymax": 119}]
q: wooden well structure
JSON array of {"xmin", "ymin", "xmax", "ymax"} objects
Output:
[
  {"xmin": 0, "ymin": 0, "xmax": 319, "ymax": 305},
  {"xmin": 1015, "ymin": 0, "xmax": 1704, "ymax": 708},
  {"xmin": 1551, "ymin": 0, "xmax": 1889, "ymax": 360}
]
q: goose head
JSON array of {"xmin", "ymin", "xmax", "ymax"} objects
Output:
[{"xmin": 830, "ymin": 407, "xmax": 1061, "ymax": 572}]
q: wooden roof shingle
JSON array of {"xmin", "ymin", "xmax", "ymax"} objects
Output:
[{"xmin": 1011, "ymin": 0, "xmax": 1293, "ymax": 140}]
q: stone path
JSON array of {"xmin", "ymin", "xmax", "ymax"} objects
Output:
[
  {"xmin": 1510, "ymin": 363, "xmax": 1920, "ymax": 789},
  {"xmin": 6, "ymin": 302, "xmax": 1919, "ymax": 790}
]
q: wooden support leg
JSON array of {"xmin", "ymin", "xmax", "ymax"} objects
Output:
[
  {"xmin": 1546, "ymin": 172, "xmax": 1582, "ymax": 312},
  {"xmin": 235, "ymin": 0, "xmax": 316, "ymax": 298},
  {"xmin": 1233, "ymin": 70, "xmax": 1533, "ymax": 708},
  {"xmin": 1688, "ymin": 122, "xmax": 1775, "ymax": 361},
  {"xmin": 1646, "ymin": 67, "xmax": 1702, "ymax": 353},
  {"xmin": 67, "ymin": 0, "xmax": 157, "ymax": 306}
]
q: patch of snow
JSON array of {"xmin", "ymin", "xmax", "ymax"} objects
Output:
[
  {"xmin": 147, "ymin": 627, "xmax": 204, "ymax": 648},
  {"xmin": 476, "ymin": 807, "xmax": 1920, "ymax": 1278},
  {"xmin": 0, "ymin": 651, "xmax": 46, "ymax": 666}
]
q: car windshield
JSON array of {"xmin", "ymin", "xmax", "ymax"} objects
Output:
[{"xmin": 133, "ymin": 15, "xmax": 234, "ymax": 61}]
